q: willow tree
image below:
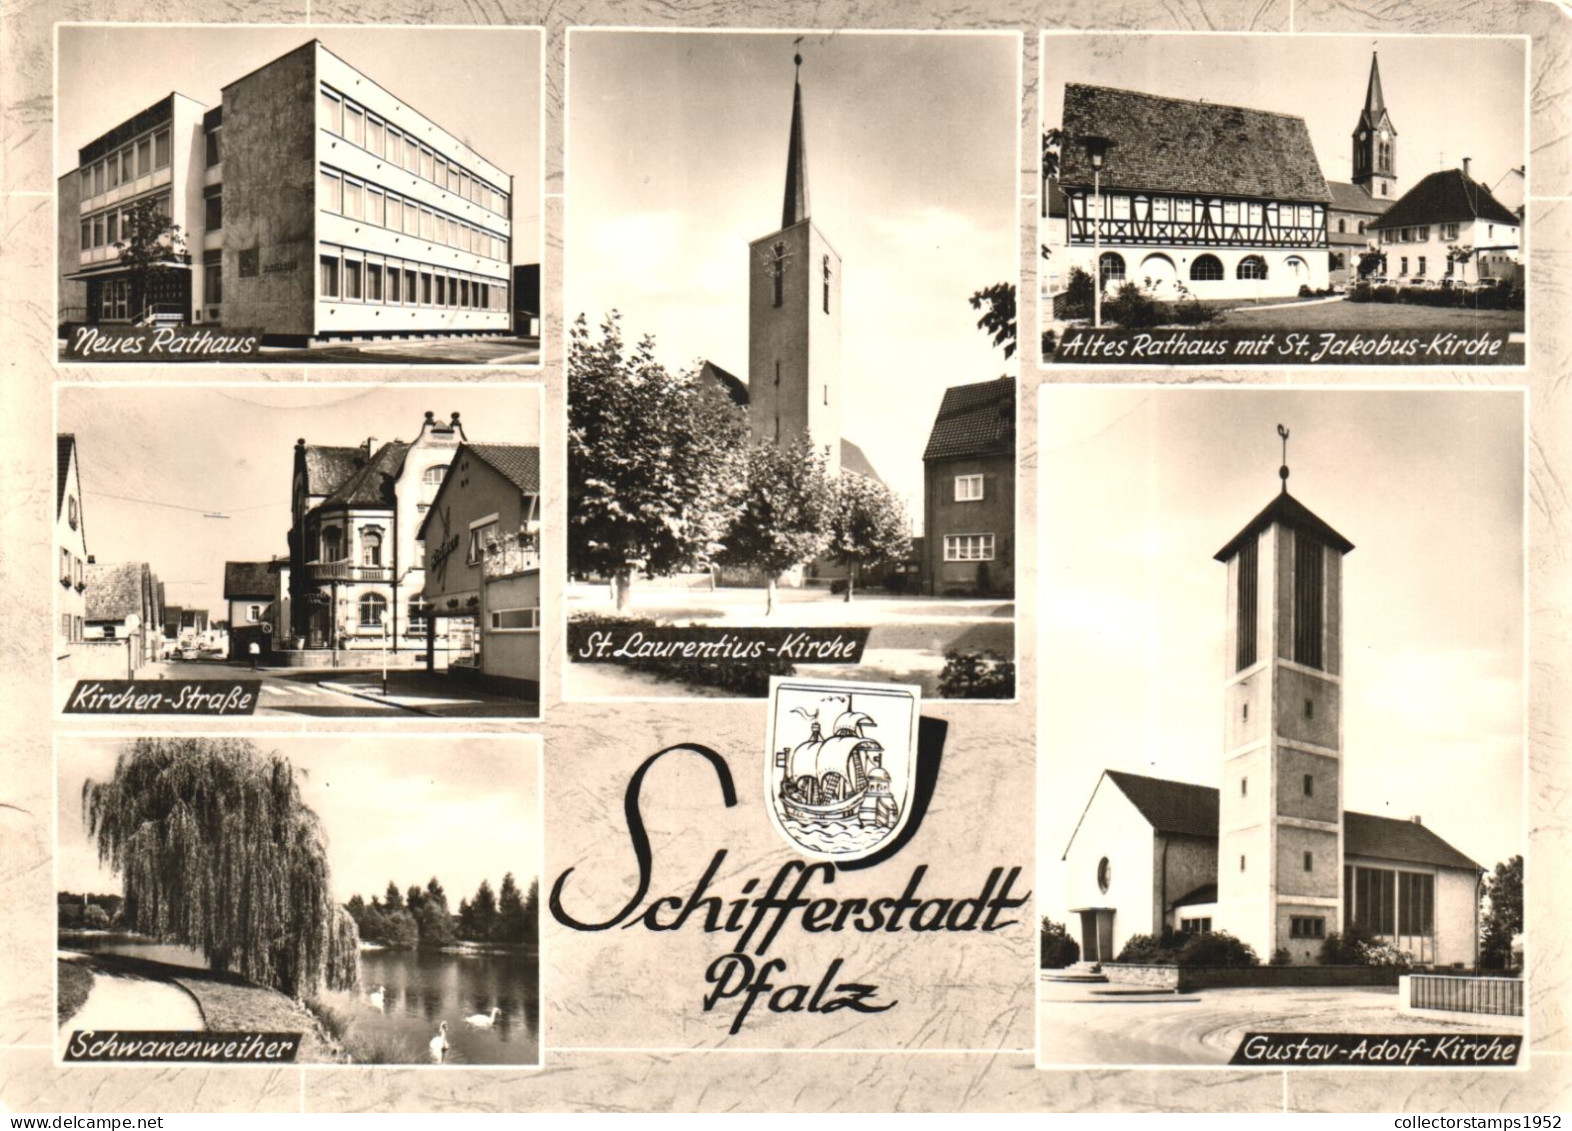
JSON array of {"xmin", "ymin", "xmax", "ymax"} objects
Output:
[{"xmin": 83, "ymin": 737, "xmax": 359, "ymax": 998}]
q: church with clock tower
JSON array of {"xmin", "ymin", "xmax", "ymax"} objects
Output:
[{"xmin": 1326, "ymin": 52, "xmax": 1398, "ymax": 285}]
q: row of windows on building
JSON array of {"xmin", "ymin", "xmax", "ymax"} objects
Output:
[
  {"xmin": 59, "ymin": 549, "xmax": 85, "ymax": 589},
  {"xmin": 79, "ymin": 191, "xmax": 173, "ymax": 252},
  {"xmin": 1380, "ymin": 223, "xmax": 1464, "ymax": 245},
  {"xmin": 79, "ymin": 127, "xmax": 173, "ymax": 199},
  {"xmin": 944, "ymin": 533, "xmax": 995, "ymax": 562},
  {"xmin": 318, "ymin": 246, "xmax": 509, "ymax": 312},
  {"xmin": 1347, "ymin": 864, "xmax": 1435, "ymax": 937},
  {"xmin": 1074, "ymin": 194, "xmax": 1325, "ymax": 230},
  {"xmin": 336, "ymin": 592, "xmax": 539, "ymax": 634},
  {"xmin": 320, "ymin": 166, "xmax": 509, "ymax": 261},
  {"xmin": 319, "ymin": 84, "xmax": 509, "ymax": 220},
  {"xmin": 1100, "ymin": 252, "xmax": 1282, "ymax": 287},
  {"xmin": 314, "ymin": 512, "xmax": 519, "ymax": 573},
  {"xmin": 60, "ymin": 614, "xmax": 86, "ymax": 643},
  {"xmin": 1238, "ymin": 772, "xmax": 1319, "ymax": 798},
  {"xmin": 1234, "ymin": 531, "xmax": 1325, "ymax": 673}
]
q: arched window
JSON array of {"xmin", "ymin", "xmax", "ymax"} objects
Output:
[
  {"xmin": 1099, "ymin": 252, "xmax": 1125, "ymax": 288},
  {"xmin": 361, "ymin": 528, "xmax": 383, "ymax": 567},
  {"xmin": 1337, "ymin": 218, "xmax": 1346, "ymax": 234},
  {"xmin": 423, "ymin": 465, "xmax": 447, "ymax": 486},
  {"xmin": 1190, "ymin": 254, "xmax": 1224, "ymax": 281},
  {"xmin": 359, "ymin": 593, "xmax": 386, "ymax": 627},
  {"xmin": 1238, "ymin": 255, "xmax": 1268, "ymax": 280},
  {"xmin": 1285, "ymin": 256, "xmax": 1309, "ymax": 283}
]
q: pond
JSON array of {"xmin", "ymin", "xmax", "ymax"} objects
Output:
[{"xmin": 60, "ymin": 936, "xmax": 539, "ymax": 1066}]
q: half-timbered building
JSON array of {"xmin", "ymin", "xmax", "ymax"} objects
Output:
[{"xmin": 1055, "ymin": 83, "xmax": 1331, "ymax": 301}]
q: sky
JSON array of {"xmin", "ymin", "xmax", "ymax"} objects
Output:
[
  {"xmin": 1041, "ymin": 34, "xmax": 1527, "ymax": 204},
  {"xmin": 57, "ymin": 735, "xmax": 540, "ymax": 904},
  {"xmin": 566, "ymin": 31, "xmax": 1020, "ymax": 520},
  {"xmin": 57, "ymin": 384, "xmax": 541, "ymax": 618},
  {"xmin": 1037, "ymin": 388, "xmax": 1525, "ymax": 898},
  {"xmin": 57, "ymin": 25, "xmax": 543, "ymax": 262}
]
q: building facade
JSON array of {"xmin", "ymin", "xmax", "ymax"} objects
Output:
[
  {"xmin": 84, "ymin": 561, "xmax": 164, "ymax": 669},
  {"xmin": 1062, "ymin": 462, "xmax": 1482, "ymax": 967},
  {"xmin": 1054, "ymin": 83, "xmax": 1331, "ymax": 301},
  {"xmin": 1368, "ymin": 165, "xmax": 1522, "ymax": 286},
  {"xmin": 224, "ymin": 560, "xmax": 283, "ymax": 660},
  {"xmin": 56, "ymin": 435, "xmax": 89, "ymax": 651},
  {"xmin": 920, "ymin": 378, "xmax": 1016, "ymax": 597},
  {"xmin": 288, "ymin": 411, "xmax": 468, "ymax": 658},
  {"xmin": 418, "ymin": 443, "xmax": 541, "ymax": 697},
  {"xmin": 59, "ymin": 41, "xmax": 515, "ymax": 343}
]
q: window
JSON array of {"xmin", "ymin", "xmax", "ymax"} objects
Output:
[
  {"xmin": 205, "ymin": 129, "xmax": 220, "ymax": 168},
  {"xmin": 387, "ymin": 263, "xmax": 401, "ymax": 303},
  {"xmin": 1399, "ymin": 256, "xmax": 1409, "ymax": 276},
  {"xmin": 343, "ymin": 258, "xmax": 362, "ymax": 300},
  {"xmin": 404, "ymin": 201, "xmax": 419, "ymax": 237},
  {"xmin": 366, "ymin": 187, "xmax": 384, "ymax": 228},
  {"xmin": 1236, "ymin": 534, "xmax": 1258, "ymax": 670},
  {"xmin": 1099, "ymin": 252, "xmax": 1125, "ymax": 287},
  {"xmin": 435, "ymin": 275, "xmax": 446, "ymax": 306},
  {"xmin": 1293, "ymin": 531, "xmax": 1324, "ymax": 668},
  {"xmin": 358, "ymin": 593, "xmax": 386, "ymax": 628},
  {"xmin": 1303, "ymin": 851, "xmax": 1313, "ymax": 872},
  {"xmin": 320, "ymin": 168, "xmax": 341, "ymax": 213},
  {"xmin": 1191, "ymin": 254, "xmax": 1224, "ymax": 282},
  {"xmin": 1330, "ymin": 253, "xmax": 1344, "ymax": 272},
  {"xmin": 420, "ymin": 146, "xmax": 435, "ymax": 181},
  {"xmin": 68, "ymin": 495, "xmax": 79, "ymax": 530},
  {"xmin": 367, "ymin": 263, "xmax": 383, "ymax": 302},
  {"xmin": 1358, "ymin": 221, "xmax": 1367, "ymax": 234},
  {"xmin": 80, "ymin": 219, "xmax": 90, "ymax": 249},
  {"xmin": 1304, "ymin": 697, "xmax": 1314, "ymax": 719},
  {"xmin": 408, "ymin": 599, "xmax": 430, "ymax": 633},
  {"xmin": 1416, "ymin": 256, "xmax": 1427, "ymax": 277},
  {"xmin": 943, "ymin": 534, "xmax": 995, "ymax": 562},
  {"xmin": 1240, "ymin": 777, "xmax": 1248, "ymax": 798},
  {"xmin": 406, "ymin": 269, "xmax": 417, "ymax": 303},
  {"xmin": 423, "ymin": 465, "xmax": 448, "ymax": 486},
  {"xmin": 386, "ymin": 194, "xmax": 402, "ymax": 233},
  {"xmin": 204, "ymin": 185, "xmax": 222, "ymax": 230},
  {"xmin": 343, "ymin": 178, "xmax": 363, "ymax": 220},
  {"xmin": 1442, "ymin": 222, "xmax": 1460, "ymax": 240},
  {"xmin": 1240, "ymin": 855, "xmax": 1246, "ymax": 872},
  {"xmin": 1345, "ymin": 865, "xmax": 1397, "ymax": 935},
  {"xmin": 468, "ymin": 519, "xmax": 498, "ymax": 565},
  {"xmin": 344, "ymin": 104, "xmax": 364, "ymax": 147},
  {"xmin": 319, "ymin": 254, "xmax": 340, "ymax": 299},
  {"xmin": 60, "ymin": 548, "xmax": 71, "ymax": 583},
  {"xmin": 1097, "ymin": 857, "xmax": 1111, "ymax": 893},
  {"xmin": 204, "ymin": 249, "xmax": 222, "ymax": 305},
  {"xmin": 1222, "ymin": 200, "xmax": 1239, "ymax": 224},
  {"xmin": 954, "ymin": 474, "xmax": 984, "ymax": 502},
  {"xmin": 1180, "ymin": 917, "xmax": 1212, "ymax": 934},
  {"xmin": 136, "ymin": 137, "xmax": 152, "ymax": 177},
  {"xmin": 361, "ymin": 528, "xmax": 382, "ymax": 566},
  {"xmin": 387, "ymin": 127, "xmax": 403, "ymax": 167},
  {"xmin": 1291, "ymin": 916, "xmax": 1325, "ymax": 939},
  {"xmin": 1237, "ymin": 255, "xmax": 1268, "ymax": 280},
  {"xmin": 491, "ymin": 607, "xmax": 541, "ymax": 631},
  {"xmin": 366, "ymin": 116, "xmax": 384, "ymax": 158},
  {"xmin": 104, "ymin": 212, "xmax": 117, "ymax": 245},
  {"xmin": 1303, "ymin": 774, "xmax": 1314, "ymax": 797},
  {"xmin": 421, "ymin": 207, "xmax": 434, "ymax": 241},
  {"xmin": 1398, "ymin": 872, "xmax": 1435, "ymax": 936},
  {"xmin": 248, "ymin": 604, "xmax": 263, "ymax": 623},
  {"xmin": 1337, "ymin": 218, "xmax": 1346, "ymax": 234},
  {"xmin": 1416, "ymin": 226, "xmax": 1430, "ymax": 241},
  {"xmin": 319, "ymin": 87, "xmax": 342, "ymax": 134}
]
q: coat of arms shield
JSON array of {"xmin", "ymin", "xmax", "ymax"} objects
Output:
[{"xmin": 764, "ymin": 677, "xmax": 921, "ymax": 862}]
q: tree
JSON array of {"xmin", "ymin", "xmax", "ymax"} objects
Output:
[
  {"xmin": 521, "ymin": 878, "xmax": 540, "ymax": 948},
  {"xmin": 83, "ymin": 904, "xmax": 112, "ymax": 930},
  {"xmin": 715, "ymin": 438, "xmax": 836, "ymax": 615},
  {"xmin": 568, "ymin": 312, "xmax": 748, "ymax": 611},
  {"xmin": 1356, "ymin": 249, "xmax": 1387, "ymax": 279},
  {"xmin": 461, "ymin": 878, "xmax": 500, "ymax": 942},
  {"xmin": 496, "ymin": 873, "xmax": 531, "ymax": 945},
  {"xmin": 111, "ymin": 197, "xmax": 191, "ymax": 321},
  {"xmin": 1040, "ymin": 917, "xmax": 1080, "ymax": 969},
  {"xmin": 384, "ymin": 881, "xmax": 404, "ymax": 912},
  {"xmin": 827, "ymin": 473, "xmax": 911, "ymax": 602},
  {"xmin": 1480, "ymin": 854, "xmax": 1523, "ymax": 971},
  {"xmin": 82, "ymin": 737, "xmax": 359, "ymax": 998},
  {"xmin": 968, "ymin": 282, "xmax": 1018, "ymax": 361}
]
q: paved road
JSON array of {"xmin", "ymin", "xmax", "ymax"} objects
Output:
[{"xmin": 59, "ymin": 961, "xmax": 205, "ymax": 1051}]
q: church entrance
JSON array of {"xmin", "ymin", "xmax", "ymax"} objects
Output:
[{"xmin": 1077, "ymin": 908, "xmax": 1115, "ymax": 963}]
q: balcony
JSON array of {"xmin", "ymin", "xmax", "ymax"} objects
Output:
[
  {"xmin": 482, "ymin": 534, "xmax": 541, "ymax": 579},
  {"xmin": 304, "ymin": 559, "xmax": 393, "ymax": 583}
]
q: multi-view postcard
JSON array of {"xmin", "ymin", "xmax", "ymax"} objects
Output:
[
  {"xmin": 56, "ymin": 734, "xmax": 541, "ymax": 1065},
  {"xmin": 56, "ymin": 24, "xmax": 542, "ymax": 365},
  {"xmin": 1037, "ymin": 387, "xmax": 1526, "ymax": 1068},
  {"xmin": 564, "ymin": 30, "xmax": 1020, "ymax": 701},
  {"xmin": 1038, "ymin": 34, "xmax": 1528, "ymax": 367},
  {"xmin": 54, "ymin": 384, "xmax": 542, "ymax": 719}
]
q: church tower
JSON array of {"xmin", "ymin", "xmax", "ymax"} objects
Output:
[
  {"xmin": 1213, "ymin": 429, "xmax": 1355, "ymax": 964},
  {"xmin": 1351, "ymin": 51, "xmax": 1398, "ymax": 200},
  {"xmin": 748, "ymin": 54, "xmax": 843, "ymax": 474}
]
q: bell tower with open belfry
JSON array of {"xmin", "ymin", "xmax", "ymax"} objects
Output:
[
  {"xmin": 747, "ymin": 52, "xmax": 843, "ymax": 475},
  {"xmin": 1213, "ymin": 427, "xmax": 1355, "ymax": 963}
]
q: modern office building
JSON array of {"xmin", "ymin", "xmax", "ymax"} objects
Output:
[{"xmin": 59, "ymin": 40, "xmax": 515, "ymax": 344}]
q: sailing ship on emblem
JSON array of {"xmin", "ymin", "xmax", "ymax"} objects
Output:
[{"xmin": 773, "ymin": 700, "xmax": 900, "ymax": 830}]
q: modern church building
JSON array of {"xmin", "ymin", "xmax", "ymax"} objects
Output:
[
  {"xmin": 1061, "ymin": 450, "xmax": 1483, "ymax": 968},
  {"xmin": 59, "ymin": 40, "xmax": 515, "ymax": 344}
]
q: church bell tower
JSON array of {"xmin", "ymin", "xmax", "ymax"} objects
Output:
[
  {"xmin": 748, "ymin": 53, "xmax": 843, "ymax": 474},
  {"xmin": 1213, "ymin": 428, "xmax": 1354, "ymax": 963},
  {"xmin": 1351, "ymin": 51, "xmax": 1398, "ymax": 200}
]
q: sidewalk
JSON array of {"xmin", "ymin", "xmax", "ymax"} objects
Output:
[{"xmin": 317, "ymin": 668, "xmax": 538, "ymax": 718}]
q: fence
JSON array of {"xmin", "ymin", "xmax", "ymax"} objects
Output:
[{"xmin": 1407, "ymin": 974, "xmax": 1523, "ymax": 1017}]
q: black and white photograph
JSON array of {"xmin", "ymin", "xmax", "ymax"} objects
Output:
[
  {"xmin": 55, "ymin": 384, "xmax": 542, "ymax": 718},
  {"xmin": 564, "ymin": 30, "xmax": 1020, "ymax": 701},
  {"xmin": 1038, "ymin": 34, "xmax": 1527, "ymax": 367},
  {"xmin": 56, "ymin": 25, "xmax": 542, "ymax": 364},
  {"xmin": 55, "ymin": 734, "xmax": 541, "ymax": 1065},
  {"xmin": 1037, "ymin": 388, "xmax": 1525, "ymax": 1067}
]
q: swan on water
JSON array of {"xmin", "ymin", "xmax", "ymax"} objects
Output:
[
  {"xmin": 429, "ymin": 1021, "xmax": 450, "ymax": 1060},
  {"xmin": 368, "ymin": 985, "xmax": 385, "ymax": 1011},
  {"xmin": 464, "ymin": 1007, "xmax": 501, "ymax": 1028}
]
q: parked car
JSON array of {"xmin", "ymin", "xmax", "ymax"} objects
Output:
[{"xmin": 1406, "ymin": 278, "xmax": 1444, "ymax": 290}]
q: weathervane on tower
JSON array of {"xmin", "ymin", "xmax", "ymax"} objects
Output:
[{"xmin": 1278, "ymin": 423, "xmax": 1291, "ymax": 492}]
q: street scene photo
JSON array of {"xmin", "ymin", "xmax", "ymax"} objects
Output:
[
  {"xmin": 1039, "ymin": 35, "xmax": 1527, "ymax": 366},
  {"xmin": 1036, "ymin": 388, "xmax": 1525, "ymax": 1066},
  {"xmin": 55, "ymin": 384, "xmax": 542, "ymax": 718},
  {"xmin": 57, "ymin": 734, "xmax": 541, "ymax": 1065},
  {"xmin": 57, "ymin": 25, "xmax": 541, "ymax": 364},
  {"xmin": 565, "ymin": 31, "xmax": 1019, "ymax": 700}
]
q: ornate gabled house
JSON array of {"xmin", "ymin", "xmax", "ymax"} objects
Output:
[
  {"xmin": 1367, "ymin": 164, "xmax": 1522, "ymax": 286},
  {"xmin": 287, "ymin": 411, "xmax": 467, "ymax": 656},
  {"xmin": 1054, "ymin": 83, "xmax": 1332, "ymax": 300}
]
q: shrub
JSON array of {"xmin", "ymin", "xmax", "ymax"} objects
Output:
[
  {"xmin": 937, "ymin": 650, "xmax": 1015, "ymax": 700},
  {"xmin": 1040, "ymin": 917, "xmax": 1081, "ymax": 969},
  {"xmin": 1168, "ymin": 281, "xmax": 1219, "ymax": 326},
  {"xmin": 1116, "ymin": 931, "xmax": 1180, "ymax": 965},
  {"xmin": 1270, "ymin": 948, "xmax": 1293, "ymax": 966},
  {"xmin": 1318, "ymin": 925, "xmax": 1409, "ymax": 968},
  {"xmin": 1177, "ymin": 931, "xmax": 1260, "ymax": 968},
  {"xmin": 1041, "ymin": 328, "xmax": 1058, "ymax": 357},
  {"xmin": 1104, "ymin": 281, "xmax": 1163, "ymax": 329},
  {"xmin": 1298, "ymin": 284, "xmax": 1313, "ymax": 298},
  {"xmin": 82, "ymin": 904, "xmax": 111, "ymax": 930},
  {"xmin": 829, "ymin": 578, "xmax": 849, "ymax": 595},
  {"xmin": 1060, "ymin": 267, "xmax": 1094, "ymax": 320},
  {"xmin": 569, "ymin": 613, "xmax": 795, "ymax": 697}
]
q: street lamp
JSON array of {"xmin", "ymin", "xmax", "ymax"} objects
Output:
[{"xmin": 1081, "ymin": 135, "xmax": 1114, "ymax": 328}]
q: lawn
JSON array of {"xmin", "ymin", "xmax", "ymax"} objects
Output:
[
  {"xmin": 1223, "ymin": 299, "xmax": 1523, "ymax": 334},
  {"xmin": 57, "ymin": 959, "xmax": 93, "ymax": 1025}
]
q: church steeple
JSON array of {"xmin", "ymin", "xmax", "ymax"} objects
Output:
[
  {"xmin": 1351, "ymin": 50, "xmax": 1397, "ymax": 200},
  {"xmin": 781, "ymin": 53, "xmax": 810, "ymax": 229}
]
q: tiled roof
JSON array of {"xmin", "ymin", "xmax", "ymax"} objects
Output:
[
  {"xmin": 922, "ymin": 378, "xmax": 1016, "ymax": 462},
  {"xmin": 1059, "ymin": 83, "xmax": 1331, "ymax": 203},
  {"xmin": 1326, "ymin": 180, "xmax": 1392, "ymax": 216},
  {"xmin": 223, "ymin": 561, "xmax": 276, "ymax": 600},
  {"xmin": 467, "ymin": 444, "xmax": 540, "ymax": 493},
  {"xmin": 57, "ymin": 434, "xmax": 76, "ymax": 514},
  {"xmin": 319, "ymin": 442, "xmax": 409, "ymax": 509},
  {"xmin": 1368, "ymin": 169, "xmax": 1520, "ymax": 230},
  {"xmin": 302, "ymin": 444, "xmax": 365, "ymax": 497},
  {"xmin": 1345, "ymin": 811, "xmax": 1481, "ymax": 872},
  {"xmin": 86, "ymin": 561, "xmax": 148, "ymax": 621},
  {"xmin": 1085, "ymin": 771, "xmax": 1481, "ymax": 873},
  {"xmin": 1213, "ymin": 490, "xmax": 1355, "ymax": 563},
  {"xmin": 699, "ymin": 360, "xmax": 750, "ymax": 408},
  {"xmin": 841, "ymin": 439, "xmax": 883, "ymax": 483}
]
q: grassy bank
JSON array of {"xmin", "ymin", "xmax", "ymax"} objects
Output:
[{"xmin": 57, "ymin": 960, "xmax": 93, "ymax": 1026}]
